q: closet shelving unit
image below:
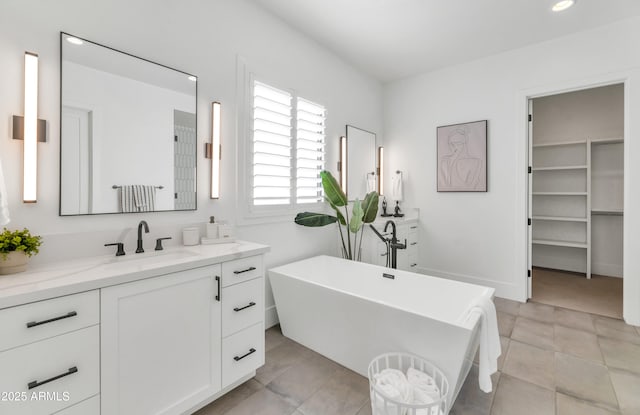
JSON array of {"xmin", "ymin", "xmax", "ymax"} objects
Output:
[
  {"xmin": 531, "ymin": 137, "xmax": 624, "ymax": 279},
  {"xmin": 531, "ymin": 139, "xmax": 591, "ymax": 277}
]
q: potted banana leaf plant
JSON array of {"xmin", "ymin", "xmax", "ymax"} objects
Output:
[{"xmin": 295, "ymin": 171, "xmax": 378, "ymax": 261}]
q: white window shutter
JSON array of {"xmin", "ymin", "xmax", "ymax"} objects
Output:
[
  {"xmin": 296, "ymin": 98, "xmax": 326, "ymax": 204},
  {"xmin": 251, "ymin": 80, "xmax": 326, "ymax": 208},
  {"xmin": 252, "ymin": 82, "xmax": 292, "ymax": 206}
]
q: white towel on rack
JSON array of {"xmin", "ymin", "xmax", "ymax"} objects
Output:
[
  {"xmin": 366, "ymin": 173, "xmax": 376, "ymax": 193},
  {"xmin": 391, "ymin": 171, "xmax": 403, "ymax": 201},
  {"xmin": 460, "ymin": 294, "xmax": 501, "ymax": 393},
  {"xmin": 133, "ymin": 185, "xmax": 156, "ymax": 212},
  {"xmin": 119, "ymin": 185, "xmax": 157, "ymax": 213},
  {"xmin": 0, "ymin": 157, "xmax": 10, "ymax": 226}
]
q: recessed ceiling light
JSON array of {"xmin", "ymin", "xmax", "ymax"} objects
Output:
[
  {"xmin": 188, "ymin": 75, "xmax": 197, "ymax": 82},
  {"xmin": 66, "ymin": 36, "xmax": 84, "ymax": 45},
  {"xmin": 552, "ymin": 0, "xmax": 576, "ymax": 12}
]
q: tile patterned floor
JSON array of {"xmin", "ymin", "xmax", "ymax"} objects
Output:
[{"xmin": 196, "ymin": 299, "xmax": 640, "ymax": 415}]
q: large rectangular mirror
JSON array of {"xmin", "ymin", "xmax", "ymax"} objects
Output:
[
  {"xmin": 60, "ymin": 32, "xmax": 197, "ymax": 215},
  {"xmin": 346, "ymin": 125, "xmax": 376, "ymax": 199}
]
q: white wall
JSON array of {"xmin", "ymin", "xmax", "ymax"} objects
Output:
[
  {"xmin": 0, "ymin": 0, "xmax": 383, "ymax": 324},
  {"xmin": 383, "ymin": 17, "xmax": 640, "ymax": 325},
  {"xmin": 532, "ymin": 84, "xmax": 624, "ymax": 143}
]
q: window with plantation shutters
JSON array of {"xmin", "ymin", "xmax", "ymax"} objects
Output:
[
  {"xmin": 251, "ymin": 80, "xmax": 325, "ymax": 208},
  {"xmin": 296, "ymin": 98, "xmax": 325, "ymax": 204}
]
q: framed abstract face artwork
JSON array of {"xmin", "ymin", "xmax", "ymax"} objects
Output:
[{"xmin": 437, "ymin": 120, "xmax": 487, "ymax": 192}]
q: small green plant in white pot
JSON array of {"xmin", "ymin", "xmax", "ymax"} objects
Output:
[{"xmin": 0, "ymin": 228, "xmax": 42, "ymax": 275}]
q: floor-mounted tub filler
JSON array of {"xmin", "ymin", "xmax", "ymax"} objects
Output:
[{"xmin": 268, "ymin": 255, "xmax": 498, "ymax": 411}]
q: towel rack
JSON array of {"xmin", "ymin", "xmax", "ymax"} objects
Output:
[{"xmin": 112, "ymin": 185, "xmax": 164, "ymax": 189}]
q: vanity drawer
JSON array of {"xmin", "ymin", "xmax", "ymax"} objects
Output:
[
  {"xmin": 0, "ymin": 325, "xmax": 100, "ymax": 415},
  {"xmin": 53, "ymin": 395, "xmax": 99, "ymax": 415},
  {"xmin": 222, "ymin": 322, "xmax": 264, "ymax": 388},
  {"xmin": 0, "ymin": 290, "xmax": 99, "ymax": 352},
  {"xmin": 222, "ymin": 255, "xmax": 263, "ymax": 287},
  {"xmin": 222, "ymin": 278, "xmax": 263, "ymax": 337}
]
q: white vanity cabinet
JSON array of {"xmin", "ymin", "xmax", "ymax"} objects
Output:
[
  {"xmin": 363, "ymin": 217, "xmax": 419, "ymax": 271},
  {"xmin": 0, "ymin": 242, "xmax": 269, "ymax": 415},
  {"xmin": 100, "ymin": 265, "xmax": 222, "ymax": 415},
  {"xmin": 397, "ymin": 222, "xmax": 419, "ymax": 271},
  {"xmin": 0, "ymin": 291, "xmax": 100, "ymax": 415},
  {"xmin": 220, "ymin": 256, "xmax": 265, "ymax": 388}
]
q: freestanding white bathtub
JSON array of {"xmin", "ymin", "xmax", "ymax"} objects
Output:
[{"xmin": 268, "ymin": 255, "xmax": 495, "ymax": 410}]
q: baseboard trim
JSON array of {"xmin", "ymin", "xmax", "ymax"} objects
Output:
[
  {"xmin": 265, "ymin": 305, "xmax": 279, "ymax": 328},
  {"xmin": 416, "ymin": 266, "xmax": 525, "ymax": 302},
  {"xmin": 592, "ymin": 262, "xmax": 623, "ymax": 278}
]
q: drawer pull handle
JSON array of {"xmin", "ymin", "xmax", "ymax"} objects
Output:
[
  {"xmin": 380, "ymin": 253, "xmax": 388, "ymax": 257},
  {"xmin": 410, "ymin": 242, "xmax": 417, "ymax": 246},
  {"xmin": 234, "ymin": 348, "xmax": 256, "ymax": 362},
  {"xmin": 233, "ymin": 266, "xmax": 256, "ymax": 275},
  {"xmin": 215, "ymin": 276, "xmax": 221, "ymax": 302},
  {"xmin": 28, "ymin": 366, "xmax": 78, "ymax": 390},
  {"xmin": 411, "ymin": 263, "xmax": 417, "ymax": 267},
  {"xmin": 234, "ymin": 302, "xmax": 256, "ymax": 312},
  {"xmin": 410, "ymin": 226, "xmax": 417, "ymax": 229},
  {"xmin": 26, "ymin": 311, "xmax": 77, "ymax": 328}
]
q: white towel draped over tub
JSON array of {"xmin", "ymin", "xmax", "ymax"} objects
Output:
[
  {"xmin": 0, "ymin": 157, "xmax": 10, "ymax": 225},
  {"xmin": 119, "ymin": 185, "xmax": 157, "ymax": 213},
  {"xmin": 460, "ymin": 294, "xmax": 501, "ymax": 393}
]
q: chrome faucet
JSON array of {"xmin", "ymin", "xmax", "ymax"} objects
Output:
[
  {"xmin": 370, "ymin": 220, "xmax": 407, "ymax": 269},
  {"xmin": 136, "ymin": 220, "xmax": 150, "ymax": 253}
]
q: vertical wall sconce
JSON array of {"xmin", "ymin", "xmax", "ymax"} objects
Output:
[
  {"xmin": 378, "ymin": 146, "xmax": 384, "ymax": 195},
  {"xmin": 12, "ymin": 52, "xmax": 46, "ymax": 203},
  {"xmin": 205, "ymin": 101, "xmax": 221, "ymax": 199},
  {"xmin": 339, "ymin": 136, "xmax": 347, "ymax": 193}
]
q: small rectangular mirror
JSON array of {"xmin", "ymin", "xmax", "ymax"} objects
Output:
[
  {"xmin": 346, "ymin": 125, "xmax": 376, "ymax": 199},
  {"xmin": 60, "ymin": 32, "xmax": 197, "ymax": 215}
]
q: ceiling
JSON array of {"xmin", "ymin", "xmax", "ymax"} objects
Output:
[{"xmin": 250, "ymin": 0, "xmax": 640, "ymax": 82}]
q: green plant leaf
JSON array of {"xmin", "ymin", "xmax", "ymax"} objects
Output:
[
  {"xmin": 324, "ymin": 196, "xmax": 346, "ymax": 226},
  {"xmin": 0, "ymin": 227, "xmax": 42, "ymax": 258},
  {"xmin": 294, "ymin": 212, "xmax": 338, "ymax": 227},
  {"xmin": 321, "ymin": 170, "xmax": 347, "ymax": 207},
  {"xmin": 349, "ymin": 199, "xmax": 364, "ymax": 233},
  {"xmin": 361, "ymin": 192, "xmax": 379, "ymax": 224}
]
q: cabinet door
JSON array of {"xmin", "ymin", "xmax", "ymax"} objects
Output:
[{"xmin": 101, "ymin": 265, "xmax": 222, "ymax": 415}]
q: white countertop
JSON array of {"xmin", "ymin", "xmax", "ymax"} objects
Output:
[
  {"xmin": 0, "ymin": 241, "xmax": 269, "ymax": 309},
  {"xmin": 372, "ymin": 208, "xmax": 419, "ymax": 226}
]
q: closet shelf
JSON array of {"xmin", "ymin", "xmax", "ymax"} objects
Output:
[
  {"xmin": 532, "ymin": 192, "xmax": 587, "ymax": 196},
  {"xmin": 590, "ymin": 137, "xmax": 623, "ymax": 145},
  {"xmin": 532, "ymin": 239, "xmax": 588, "ymax": 249},
  {"xmin": 532, "ymin": 140, "xmax": 586, "ymax": 148},
  {"xmin": 532, "ymin": 165, "xmax": 587, "ymax": 171},
  {"xmin": 591, "ymin": 209, "xmax": 624, "ymax": 216},
  {"xmin": 532, "ymin": 216, "xmax": 588, "ymax": 223}
]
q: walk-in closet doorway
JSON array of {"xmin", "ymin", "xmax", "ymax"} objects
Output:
[{"xmin": 526, "ymin": 84, "xmax": 625, "ymax": 319}]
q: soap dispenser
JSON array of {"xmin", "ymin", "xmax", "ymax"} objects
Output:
[{"xmin": 206, "ymin": 216, "xmax": 219, "ymax": 239}]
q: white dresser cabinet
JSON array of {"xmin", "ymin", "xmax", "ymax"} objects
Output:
[{"xmin": 100, "ymin": 265, "xmax": 222, "ymax": 415}]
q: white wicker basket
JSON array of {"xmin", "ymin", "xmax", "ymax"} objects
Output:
[{"xmin": 367, "ymin": 353, "xmax": 449, "ymax": 415}]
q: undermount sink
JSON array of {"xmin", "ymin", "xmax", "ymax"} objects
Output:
[{"xmin": 103, "ymin": 249, "xmax": 199, "ymax": 269}]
